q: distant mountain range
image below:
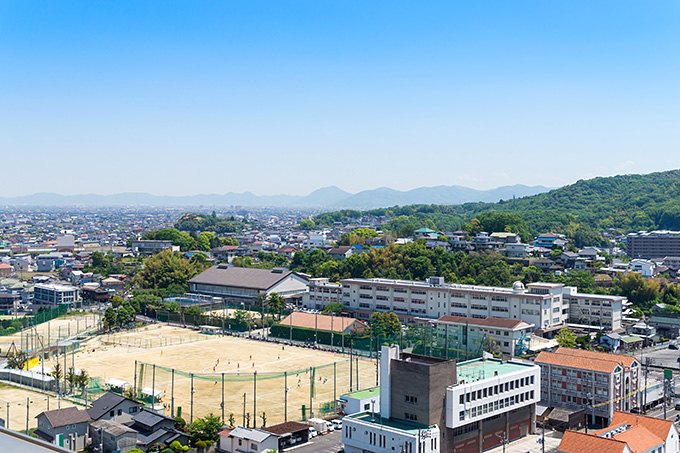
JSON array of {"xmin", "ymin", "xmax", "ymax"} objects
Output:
[{"xmin": 0, "ymin": 184, "xmax": 551, "ymax": 209}]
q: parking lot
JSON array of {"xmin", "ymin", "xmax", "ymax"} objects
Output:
[{"xmin": 287, "ymin": 429, "xmax": 342, "ymax": 453}]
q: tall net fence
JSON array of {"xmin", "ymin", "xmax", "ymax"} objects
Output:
[
  {"xmin": 135, "ymin": 356, "xmax": 377, "ymax": 426},
  {"xmin": 101, "ymin": 332, "xmax": 209, "ymax": 349}
]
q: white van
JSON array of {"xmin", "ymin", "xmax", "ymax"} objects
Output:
[
  {"xmin": 308, "ymin": 427, "xmax": 317, "ymax": 438},
  {"xmin": 332, "ymin": 419, "xmax": 342, "ymax": 430}
]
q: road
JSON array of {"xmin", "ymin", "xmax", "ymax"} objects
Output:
[{"xmin": 286, "ymin": 430, "xmax": 342, "ymax": 453}]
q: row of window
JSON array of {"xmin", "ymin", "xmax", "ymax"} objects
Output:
[
  {"xmin": 460, "ymin": 375, "xmax": 535, "ymax": 404},
  {"xmin": 459, "ymin": 391, "xmax": 535, "ymax": 420}
]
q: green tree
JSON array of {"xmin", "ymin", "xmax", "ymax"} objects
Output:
[
  {"xmin": 137, "ymin": 249, "xmax": 209, "ymax": 294},
  {"xmin": 50, "ymin": 363, "xmax": 63, "ymax": 392},
  {"xmin": 321, "ymin": 303, "xmax": 343, "ymax": 315},
  {"xmin": 265, "ymin": 293, "xmax": 284, "ymax": 320},
  {"xmin": 555, "ymin": 329, "xmax": 577, "ymax": 348},
  {"xmin": 104, "ymin": 307, "xmax": 117, "ymax": 331},
  {"xmin": 298, "ymin": 219, "xmax": 315, "ymax": 230},
  {"xmin": 188, "ymin": 413, "xmax": 222, "ymax": 444}
]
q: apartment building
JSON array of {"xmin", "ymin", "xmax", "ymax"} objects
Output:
[
  {"xmin": 535, "ymin": 347, "xmax": 640, "ymax": 425},
  {"xmin": 302, "ymin": 277, "xmax": 342, "ymax": 309},
  {"xmin": 33, "ymin": 283, "xmax": 78, "ymax": 306},
  {"xmin": 627, "ymin": 230, "xmax": 680, "ymax": 259},
  {"xmin": 342, "ymin": 345, "xmax": 540, "ymax": 453},
  {"xmin": 338, "ymin": 277, "xmax": 624, "ymax": 331}
]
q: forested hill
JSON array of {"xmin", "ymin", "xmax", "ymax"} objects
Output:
[{"xmin": 314, "ymin": 170, "xmax": 680, "ymax": 242}]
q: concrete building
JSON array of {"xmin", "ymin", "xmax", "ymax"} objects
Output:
[
  {"xmin": 130, "ymin": 240, "xmax": 179, "ymax": 255},
  {"xmin": 302, "ymin": 277, "xmax": 342, "ymax": 309},
  {"xmin": 338, "ymin": 276, "xmax": 624, "ymax": 331},
  {"xmin": 535, "ymin": 347, "xmax": 640, "ymax": 425},
  {"xmin": 431, "ymin": 315, "xmax": 534, "ymax": 357},
  {"xmin": 188, "ymin": 265, "xmax": 308, "ymax": 303},
  {"xmin": 342, "ymin": 345, "xmax": 540, "ymax": 453},
  {"xmin": 630, "ymin": 259, "xmax": 656, "ymax": 277},
  {"xmin": 33, "ymin": 283, "xmax": 78, "ymax": 306},
  {"xmin": 34, "ymin": 406, "xmax": 91, "ymax": 451},
  {"xmin": 627, "ymin": 230, "xmax": 680, "ymax": 260},
  {"xmin": 339, "ymin": 387, "xmax": 381, "ymax": 416}
]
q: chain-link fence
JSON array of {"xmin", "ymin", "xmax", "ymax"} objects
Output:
[{"xmin": 135, "ymin": 356, "xmax": 376, "ymax": 426}]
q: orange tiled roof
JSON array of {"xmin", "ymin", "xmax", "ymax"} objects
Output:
[
  {"xmin": 558, "ymin": 430, "xmax": 628, "ymax": 453},
  {"xmin": 535, "ymin": 347, "xmax": 637, "ymax": 373},
  {"xmin": 612, "ymin": 425, "xmax": 662, "ymax": 453},
  {"xmin": 279, "ymin": 312, "xmax": 366, "ymax": 334},
  {"xmin": 605, "ymin": 411, "xmax": 673, "ymax": 445},
  {"xmin": 555, "ymin": 347, "xmax": 637, "ymax": 367}
]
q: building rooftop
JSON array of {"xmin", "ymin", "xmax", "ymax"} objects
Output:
[
  {"xmin": 348, "ymin": 412, "xmax": 434, "ymax": 434},
  {"xmin": 340, "ymin": 387, "xmax": 380, "ymax": 400},
  {"xmin": 456, "ymin": 358, "xmax": 533, "ymax": 383}
]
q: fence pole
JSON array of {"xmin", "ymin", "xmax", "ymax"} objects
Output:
[
  {"xmin": 284, "ymin": 371, "xmax": 288, "ymax": 423},
  {"xmin": 171, "ymin": 369, "xmax": 175, "ymax": 418},
  {"xmin": 309, "ymin": 366, "xmax": 313, "ymax": 419},
  {"xmin": 356, "ymin": 358, "xmax": 359, "ymax": 390},
  {"xmin": 133, "ymin": 360, "xmax": 137, "ymax": 400},
  {"xmin": 152, "ymin": 365, "xmax": 156, "ymax": 411},
  {"xmin": 221, "ymin": 373, "xmax": 225, "ymax": 424},
  {"xmin": 333, "ymin": 362, "xmax": 337, "ymax": 414},
  {"xmin": 190, "ymin": 373, "xmax": 194, "ymax": 424},
  {"xmin": 253, "ymin": 372, "xmax": 257, "ymax": 426}
]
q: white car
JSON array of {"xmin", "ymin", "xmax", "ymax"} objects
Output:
[
  {"xmin": 332, "ymin": 419, "xmax": 342, "ymax": 430},
  {"xmin": 308, "ymin": 427, "xmax": 317, "ymax": 438}
]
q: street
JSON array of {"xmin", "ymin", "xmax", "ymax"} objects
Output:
[{"xmin": 286, "ymin": 429, "xmax": 342, "ymax": 453}]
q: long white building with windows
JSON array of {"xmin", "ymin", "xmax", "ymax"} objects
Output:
[{"xmin": 337, "ymin": 276, "xmax": 624, "ymax": 331}]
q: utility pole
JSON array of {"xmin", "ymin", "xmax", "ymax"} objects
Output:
[{"xmin": 644, "ymin": 357, "xmax": 652, "ymax": 414}]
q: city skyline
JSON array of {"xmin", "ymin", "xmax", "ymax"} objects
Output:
[{"xmin": 1, "ymin": 1, "xmax": 678, "ymax": 197}]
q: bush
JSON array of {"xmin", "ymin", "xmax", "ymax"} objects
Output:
[
  {"xmin": 196, "ymin": 440, "xmax": 207, "ymax": 448},
  {"xmin": 174, "ymin": 416, "xmax": 186, "ymax": 429}
]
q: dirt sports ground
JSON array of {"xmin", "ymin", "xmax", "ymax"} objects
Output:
[{"xmin": 44, "ymin": 324, "xmax": 377, "ymax": 426}]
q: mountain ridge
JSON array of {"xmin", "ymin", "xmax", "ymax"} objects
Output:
[{"xmin": 0, "ymin": 184, "xmax": 551, "ymax": 208}]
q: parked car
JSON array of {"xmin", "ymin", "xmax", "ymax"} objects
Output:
[
  {"xmin": 332, "ymin": 419, "xmax": 342, "ymax": 430},
  {"xmin": 670, "ymin": 343, "xmax": 678, "ymax": 350},
  {"xmin": 308, "ymin": 427, "xmax": 317, "ymax": 438}
]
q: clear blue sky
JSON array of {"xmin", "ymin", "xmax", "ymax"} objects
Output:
[{"xmin": 1, "ymin": 1, "xmax": 678, "ymax": 197}]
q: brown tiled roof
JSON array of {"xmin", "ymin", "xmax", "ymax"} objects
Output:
[
  {"xmin": 558, "ymin": 430, "xmax": 628, "ymax": 453},
  {"xmin": 436, "ymin": 315, "xmax": 531, "ymax": 330},
  {"xmin": 38, "ymin": 406, "xmax": 90, "ymax": 428},
  {"xmin": 262, "ymin": 421, "xmax": 310, "ymax": 435},
  {"xmin": 279, "ymin": 312, "xmax": 366, "ymax": 333}
]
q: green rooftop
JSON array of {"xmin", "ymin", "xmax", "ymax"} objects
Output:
[
  {"xmin": 348, "ymin": 412, "xmax": 434, "ymax": 434},
  {"xmin": 621, "ymin": 335, "xmax": 643, "ymax": 343},
  {"xmin": 341, "ymin": 386, "xmax": 380, "ymax": 400},
  {"xmin": 456, "ymin": 358, "xmax": 530, "ymax": 383}
]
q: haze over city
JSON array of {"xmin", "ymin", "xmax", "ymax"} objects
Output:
[{"xmin": 1, "ymin": 1, "xmax": 678, "ymax": 198}]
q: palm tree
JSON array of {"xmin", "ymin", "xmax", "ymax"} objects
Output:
[
  {"xmin": 77, "ymin": 369, "xmax": 90, "ymax": 395},
  {"xmin": 50, "ymin": 363, "xmax": 63, "ymax": 393},
  {"xmin": 65, "ymin": 367, "xmax": 77, "ymax": 395}
]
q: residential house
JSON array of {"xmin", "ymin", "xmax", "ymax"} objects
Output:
[
  {"xmin": 219, "ymin": 427, "xmax": 279, "ymax": 453},
  {"xmin": 630, "ymin": 259, "xmax": 656, "ymax": 277},
  {"xmin": 101, "ymin": 277, "xmax": 125, "ymax": 294},
  {"xmin": 87, "ymin": 392, "xmax": 144, "ymax": 425},
  {"xmin": 534, "ymin": 233, "xmax": 568, "ymax": 249},
  {"xmin": 328, "ymin": 246, "xmax": 354, "ymax": 260},
  {"xmin": 90, "ymin": 419, "xmax": 138, "ymax": 453},
  {"xmin": 130, "ymin": 409, "xmax": 190, "ymax": 449},
  {"xmin": 35, "ymin": 406, "xmax": 91, "ymax": 451},
  {"xmin": 0, "ymin": 263, "xmax": 12, "ymax": 277}
]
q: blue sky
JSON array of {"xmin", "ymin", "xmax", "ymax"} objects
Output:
[{"xmin": 1, "ymin": 1, "xmax": 678, "ymax": 197}]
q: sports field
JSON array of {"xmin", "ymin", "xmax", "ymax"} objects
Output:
[
  {"xmin": 0, "ymin": 384, "xmax": 80, "ymax": 432},
  {"xmin": 45, "ymin": 325, "xmax": 377, "ymax": 425},
  {"xmin": 0, "ymin": 313, "xmax": 101, "ymax": 356}
]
